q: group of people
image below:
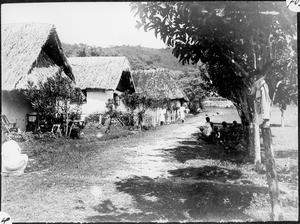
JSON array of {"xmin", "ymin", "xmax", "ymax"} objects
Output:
[
  {"xmin": 198, "ymin": 117, "xmax": 242, "ymax": 146},
  {"xmin": 159, "ymin": 104, "xmax": 189, "ymax": 125}
]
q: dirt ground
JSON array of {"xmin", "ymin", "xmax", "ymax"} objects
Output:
[{"xmin": 1, "ymin": 105, "xmax": 298, "ymax": 222}]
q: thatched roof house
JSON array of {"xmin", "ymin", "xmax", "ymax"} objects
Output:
[
  {"xmin": 68, "ymin": 56, "xmax": 133, "ymax": 91},
  {"xmin": 67, "ymin": 56, "xmax": 135, "ymax": 115},
  {"xmin": 2, "ymin": 23, "xmax": 74, "ymax": 91},
  {"xmin": 132, "ymin": 69, "xmax": 188, "ymax": 101}
]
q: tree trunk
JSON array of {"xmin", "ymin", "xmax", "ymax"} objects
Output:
[
  {"xmin": 233, "ymin": 89, "xmax": 254, "ymax": 160},
  {"xmin": 280, "ymin": 109, "xmax": 284, "ymax": 127},
  {"xmin": 268, "ymin": 34, "xmax": 273, "ymax": 59},
  {"xmin": 65, "ymin": 100, "xmax": 69, "ymax": 137},
  {"xmin": 261, "ymin": 126, "xmax": 284, "ymax": 221}
]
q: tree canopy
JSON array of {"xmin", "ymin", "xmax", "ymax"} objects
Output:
[{"xmin": 131, "ymin": 2, "xmax": 297, "ymax": 124}]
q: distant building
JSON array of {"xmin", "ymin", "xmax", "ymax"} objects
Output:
[
  {"xmin": 68, "ymin": 56, "xmax": 135, "ymax": 117},
  {"xmin": 132, "ymin": 69, "xmax": 188, "ymax": 126},
  {"xmin": 1, "ymin": 23, "xmax": 74, "ymax": 131},
  {"xmin": 202, "ymin": 97, "xmax": 234, "ymax": 108}
]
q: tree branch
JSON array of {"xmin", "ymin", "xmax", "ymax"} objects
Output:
[{"xmin": 222, "ymin": 53, "xmax": 249, "ymax": 78}]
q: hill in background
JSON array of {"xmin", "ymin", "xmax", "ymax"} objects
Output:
[{"xmin": 61, "ymin": 43, "xmax": 199, "ymax": 76}]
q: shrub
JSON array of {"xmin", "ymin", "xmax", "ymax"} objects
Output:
[
  {"xmin": 119, "ymin": 112, "xmax": 135, "ymax": 127},
  {"xmin": 85, "ymin": 113, "xmax": 101, "ymax": 123}
]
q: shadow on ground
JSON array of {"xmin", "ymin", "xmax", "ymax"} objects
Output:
[
  {"xmin": 86, "ymin": 174, "xmax": 269, "ymax": 222},
  {"xmin": 85, "ymin": 129, "xmax": 285, "ymax": 222},
  {"xmin": 169, "ymin": 165, "xmax": 242, "ymax": 182},
  {"xmin": 165, "ymin": 133, "xmax": 247, "ymax": 164}
]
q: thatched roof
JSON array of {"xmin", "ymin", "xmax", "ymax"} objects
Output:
[
  {"xmin": 2, "ymin": 23, "xmax": 74, "ymax": 91},
  {"xmin": 132, "ymin": 69, "xmax": 188, "ymax": 101},
  {"xmin": 68, "ymin": 57, "xmax": 131, "ymax": 90}
]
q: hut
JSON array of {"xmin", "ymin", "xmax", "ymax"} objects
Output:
[
  {"xmin": 1, "ymin": 23, "xmax": 74, "ymax": 131},
  {"xmin": 132, "ymin": 69, "xmax": 188, "ymax": 126},
  {"xmin": 67, "ymin": 56, "xmax": 135, "ymax": 117}
]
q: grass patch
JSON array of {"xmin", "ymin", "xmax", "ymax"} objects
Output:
[{"xmin": 20, "ymin": 124, "xmax": 135, "ymax": 173}]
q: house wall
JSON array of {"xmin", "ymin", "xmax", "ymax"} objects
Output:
[
  {"xmin": 81, "ymin": 90, "xmax": 114, "ymax": 116},
  {"xmin": 202, "ymin": 97, "xmax": 234, "ymax": 108},
  {"xmin": 80, "ymin": 89, "xmax": 129, "ymax": 119},
  {"xmin": 136, "ymin": 99, "xmax": 183, "ymax": 127},
  {"xmin": 1, "ymin": 92, "xmax": 34, "ymax": 131}
]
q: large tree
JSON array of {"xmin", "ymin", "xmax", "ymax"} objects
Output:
[
  {"xmin": 131, "ymin": 2, "xmax": 297, "ymax": 220},
  {"xmin": 131, "ymin": 1, "xmax": 296, "ymax": 154}
]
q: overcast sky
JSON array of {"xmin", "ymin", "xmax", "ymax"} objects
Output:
[{"xmin": 1, "ymin": 2, "xmax": 166, "ymax": 49}]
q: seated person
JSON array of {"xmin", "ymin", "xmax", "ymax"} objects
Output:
[
  {"xmin": 2, "ymin": 130, "xmax": 28, "ymax": 175},
  {"xmin": 203, "ymin": 117, "xmax": 213, "ymax": 136},
  {"xmin": 68, "ymin": 120, "xmax": 84, "ymax": 139},
  {"xmin": 211, "ymin": 123, "xmax": 220, "ymax": 143},
  {"xmin": 198, "ymin": 117, "xmax": 213, "ymax": 141},
  {"xmin": 219, "ymin": 121, "xmax": 229, "ymax": 144},
  {"xmin": 229, "ymin": 120, "xmax": 242, "ymax": 143}
]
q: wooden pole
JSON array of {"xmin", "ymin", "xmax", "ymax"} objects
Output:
[
  {"xmin": 252, "ymin": 38, "xmax": 261, "ymax": 165},
  {"xmin": 261, "ymin": 125, "xmax": 284, "ymax": 221},
  {"xmin": 253, "ymin": 104, "xmax": 261, "ymax": 164},
  {"xmin": 65, "ymin": 100, "xmax": 69, "ymax": 138},
  {"xmin": 280, "ymin": 109, "xmax": 285, "ymax": 127}
]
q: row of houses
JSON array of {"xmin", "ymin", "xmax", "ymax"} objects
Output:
[{"xmin": 1, "ymin": 23, "xmax": 188, "ymax": 131}]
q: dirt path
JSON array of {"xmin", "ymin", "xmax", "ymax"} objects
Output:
[{"xmin": 2, "ymin": 107, "xmax": 298, "ymax": 222}]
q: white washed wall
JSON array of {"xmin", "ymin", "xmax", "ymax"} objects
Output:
[
  {"xmin": 1, "ymin": 94, "xmax": 34, "ymax": 131},
  {"xmin": 81, "ymin": 90, "xmax": 113, "ymax": 116},
  {"xmin": 202, "ymin": 97, "xmax": 234, "ymax": 108}
]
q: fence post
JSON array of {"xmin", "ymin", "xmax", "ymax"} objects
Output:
[
  {"xmin": 261, "ymin": 125, "xmax": 284, "ymax": 221},
  {"xmin": 253, "ymin": 103, "xmax": 261, "ymax": 164}
]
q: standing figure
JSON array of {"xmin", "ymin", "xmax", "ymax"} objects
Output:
[
  {"xmin": 272, "ymin": 78, "xmax": 290, "ymax": 127},
  {"xmin": 249, "ymin": 76, "xmax": 271, "ymax": 127},
  {"xmin": 179, "ymin": 105, "xmax": 186, "ymax": 123},
  {"xmin": 160, "ymin": 108, "xmax": 166, "ymax": 125},
  {"xmin": 250, "ymin": 73, "xmax": 283, "ymax": 220}
]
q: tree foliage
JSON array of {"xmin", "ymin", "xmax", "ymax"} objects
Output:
[
  {"xmin": 178, "ymin": 69, "xmax": 211, "ymax": 113},
  {"xmin": 121, "ymin": 91, "xmax": 175, "ymax": 126},
  {"xmin": 121, "ymin": 91, "xmax": 173, "ymax": 111},
  {"xmin": 23, "ymin": 72, "xmax": 84, "ymax": 121},
  {"xmin": 131, "ymin": 2, "xmax": 297, "ymax": 125},
  {"xmin": 61, "ymin": 43, "xmax": 198, "ymax": 72}
]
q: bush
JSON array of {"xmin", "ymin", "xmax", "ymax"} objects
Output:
[
  {"xmin": 119, "ymin": 112, "xmax": 135, "ymax": 127},
  {"xmin": 85, "ymin": 113, "xmax": 101, "ymax": 123}
]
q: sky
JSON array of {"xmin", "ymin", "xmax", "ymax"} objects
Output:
[{"xmin": 1, "ymin": 2, "xmax": 166, "ymax": 49}]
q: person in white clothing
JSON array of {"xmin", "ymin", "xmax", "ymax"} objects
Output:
[
  {"xmin": 179, "ymin": 105, "xmax": 186, "ymax": 123},
  {"xmin": 249, "ymin": 75, "xmax": 271, "ymax": 127},
  {"xmin": 202, "ymin": 117, "xmax": 213, "ymax": 136},
  {"xmin": 160, "ymin": 108, "xmax": 166, "ymax": 125},
  {"xmin": 2, "ymin": 130, "xmax": 28, "ymax": 176},
  {"xmin": 198, "ymin": 117, "xmax": 213, "ymax": 141}
]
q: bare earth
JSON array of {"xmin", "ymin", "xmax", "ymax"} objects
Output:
[{"xmin": 1, "ymin": 105, "xmax": 298, "ymax": 222}]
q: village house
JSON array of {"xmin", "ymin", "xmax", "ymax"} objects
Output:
[
  {"xmin": 67, "ymin": 57, "xmax": 135, "ymax": 119},
  {"xmin": 202, "ymin": 96, "xmax": 234, "ymax": 108},
  {"xmin": 1, "ymin": 23, "xmax": 74, "ymax": 131},
  {"xmin": 132, "ymin": 69, "xmax": 188, "ymax": 127}
]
